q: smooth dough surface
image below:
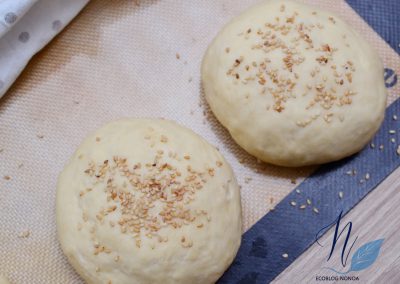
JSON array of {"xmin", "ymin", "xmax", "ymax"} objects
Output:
[
  {"xmin": 57, "ymin": 119, "xmax": 242, "ymax": 284},
  {"xmin": 202, "ymin": 0, "xmax": 387, "ymax": 166},
  {"xmin": 0, "ymin": 276, "xmax": 10, "ymax": 284}
]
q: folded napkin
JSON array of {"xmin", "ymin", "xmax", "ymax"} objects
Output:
[{"xmin": 0, "ymin": 0, "xmax": 88, "ymax": 98}]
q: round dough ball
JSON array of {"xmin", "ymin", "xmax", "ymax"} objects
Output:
[
  {"xmin": 202, "ymin": 0, "xmax": 387, "ymax": 166},
  {"xmin": 57, "ymin": 119, "xmax": 242, "ymax": 284}
]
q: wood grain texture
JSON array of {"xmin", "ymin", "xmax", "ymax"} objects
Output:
[{"xmin": 273, "ymin": 167, "xmax": 400, "ymax": 283}]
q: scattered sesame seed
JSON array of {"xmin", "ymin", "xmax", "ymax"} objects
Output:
[
  {"xmin": 365, "ymin": 173, "xmax": 370, "ymax": 180},
  {"xmin": 307, "ymin": 199, "xmax": 312, "ymax": 205},
  {"xmin": 282, "ymin": 253, "xmax": 289, "ymax": 258},
  {"xmin": 370, "ymin": 143, "xmax": 375, "ymax": 149},
  {"xmin": 313, "ymin": 207, "xmax": 319, "ymax": 214},
  {"xmin": 389, "ymin": 130, "xmax": 396, "ymax": 134},
  {"xmin": 339, "ymin": 191, "xmax": 344, "ymax": 199},
  {"xmin": 18, "ymin": 230, "xmax": 30, "ymax": 238},
  {"xmin": 391, "ymin": 138, "xmax": 396, "ymax": 143},
  {"xmin": 160, "ymin": 135, "xmax": 168, "ymax": 143},
  {"xmin": 393, "ymin": 115, "xmax": 398, "ymax": 121},
  {"xmin": 296, "ymin": 189, "xmax": 301, "ymax": 194},
  {"xmin": 299, "ymin": 204, "xmax": 306, "ymax": 209},
  {"xmin": 290, "ymin": 201, "xmax": 297, "ymax": 207}
]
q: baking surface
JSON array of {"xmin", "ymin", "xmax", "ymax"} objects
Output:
[
  {"xmin": 273, "ymin": 166, "xmax": 400, "ymax": 283},
  {"xmin": 0, "ymin": 0, "xmax": 398, "ymax": 283}
]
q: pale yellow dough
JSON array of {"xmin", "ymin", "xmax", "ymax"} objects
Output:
[
  {"xmin": 0, "ymin": 275, "xmax": 10, "ymax": 284},
  {"xmin": 202, "ymin": 0, "xmax": 387, "ymax": 166},
  {"xmin": 57, "ymin": 119, "xmax": 242, "ymax": 284}
]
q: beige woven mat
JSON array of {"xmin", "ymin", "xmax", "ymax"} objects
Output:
[{"xmin": 0, "ymin": 0, "xmax": 399, "ymax": 283}]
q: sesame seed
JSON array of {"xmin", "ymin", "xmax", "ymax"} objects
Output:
[
  {"xmin": 282, "ymin": 253, "xmax": 289, "ymax": 258},
  {"xmin": 370, "ymin": 143, "xmax": 375, "ymax": 149},
  {"xmin": 18, "ymin": 230, "xmax": 30, "ymax": 238},
  {"xmin": 296, "ymin": 189, "xmax": 301, "ymax": 194},
  {"xmin": 393, "ymin": 115, "xmax": 398, "ymax": 121},
  {"xmin": 389, "ymin": 130, "xmax": 396, "ymax": 134},
  {"xmin": 307, "ymin": 199, "xmax": 312, "ymax": 205},
  {"xmin": 290, "ymin": 201, "xmax": 297, "ymax": 207},
  {"xmin": 299, "ymin": 205, "xmax": 306, "ymax": 209},
  {"xmin": 391, "ymin": 138, "xmax": 396, "ymax": 143},
  {"xmin": 339, "ymin": 191, "xmax": 344, "ymax": 199},
  {"xmin": 365, "ymin": 173, "xmax": 370, "ymax": 180},
  {"xmin": 313, "ymin": 207, "xmax": 319, "ymax": 214}
]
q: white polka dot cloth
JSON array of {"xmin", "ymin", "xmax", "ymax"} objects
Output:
[{"xmin": 0, "ymin": 0, "xmax": 88, "ymax": 98}]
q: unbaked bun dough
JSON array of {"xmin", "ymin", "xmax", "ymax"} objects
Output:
[
  {"xmin": 57, "ymin": 119, "xmax": 242, "ymax": 284},
  {"xmin": 202, "ymin": 0, "xmax": 387, "ymax": 166},
  {"xmin": 0, "ymin": 275, "xmax": 10, "ymax": 284}
]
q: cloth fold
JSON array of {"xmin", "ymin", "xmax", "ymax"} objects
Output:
[{"xmin": 0, "ymin": 0, "xmax": 88, "ymax": 98}]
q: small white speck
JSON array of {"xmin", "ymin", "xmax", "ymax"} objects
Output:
[
  {"xmin": 313, "ymin": 207, "xmax": 319, "ymax": 214},
  {"xmin": 391, "ymin": 138, "xmax": 396, "ymax": 143},
  {"xmin": 365, "ymin": 173, "xmax": 370, "ymax": 180},
  {"xmin": 339, "ymin": 191, "xmax": 344, "ymax": 199},
  {"xmin": 290, "ymin": 201, "xmax": 297, "ymax": 207},
  {"xmin": 393, "ymin": 115, "xmax": 398, "ymax": 121},
  {"xmin": 296, "ymin": 189, "xmax": 301, "ymax": 194},
  {"xmin": 282, "ymin": 253, "xmax": 289, "ymax": 258},
  {"xmin": 370, "ymin": 143, "xmax": 375, "ymax": 149},
  {"xmin": 18, "ymin": 230, "xmax": 30, "ymax": 238},
  {"xmin": 299, "ymin": 204, "xmax": 307, "ymax": 209},
  {"xmin": 307, "ymin": 199, "xmax": 312, "ymax": 205},
  {"xmin": 389, "ymin": 130, "xmax": 396, "ymax": 134}
]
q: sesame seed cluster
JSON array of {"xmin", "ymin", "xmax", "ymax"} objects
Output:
[
  {"xmin": 225, "ymin": 4, "xmax": 357, "ymax": 127},
  {"xmin": 78, "ymin": 134, "xmax": 223, "ymax": 256}
]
